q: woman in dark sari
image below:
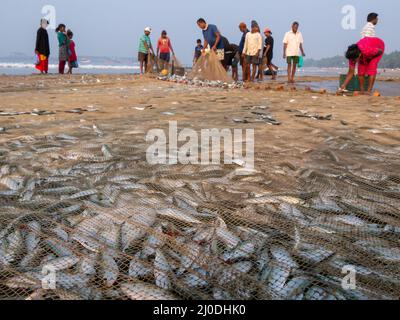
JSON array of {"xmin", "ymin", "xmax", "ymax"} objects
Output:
[
  {"xmin": 56, "ymin": 24, "xmax": 69, "ymax": 74},
  {"xmin": 35, "ymin": 19, "xmax": 50, "ymax": 74}
]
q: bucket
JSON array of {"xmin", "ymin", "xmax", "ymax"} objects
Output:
[{"xmin": 339, "ymin": 74, "xmax": 369, "ymax": 91}]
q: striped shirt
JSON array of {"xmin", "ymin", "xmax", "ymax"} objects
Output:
[{"xmin": 361, "ymin": 22, "xmax": 376, "ymax": 38}]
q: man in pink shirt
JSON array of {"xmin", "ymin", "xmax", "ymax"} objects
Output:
[
  {"xmin": 340, "ymin": 37, "xmax": 385, "ymax": 94},
  {"xmin": 157, "ymin": 30, "xmax": 175, "ymax": 70}
]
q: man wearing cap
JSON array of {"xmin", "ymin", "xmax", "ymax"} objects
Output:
[
  {"xmin": 238, "ymin": 22, "xmax": 250, "ymax": 81},
  {"xmin": 263, "ymin": 28, "xmax": 277, "ymax": 80},
  {"xmin": 138, "ymin": 27, "xmax": 154, "ymax": 74},
  {"xmin": 197, "ymin": 18, "xmax": 225, "ymax": 63}
]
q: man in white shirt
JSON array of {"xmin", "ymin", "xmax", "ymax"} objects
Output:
[
  {"xmin": 283, "ymin": 22, "xmax": 305, "ymax": 83},
  {"xmin": 243, "ymin": 21, "xmax": 263, "ymax": 82},
  {"xmin": 361, "ymin": 13, "xmax": 378, "ymax": 38}
]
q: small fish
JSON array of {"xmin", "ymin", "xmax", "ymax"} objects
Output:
[
  {"xmin": 157, "ymin": 208, "xmax": 201, "ymax": 225},
  {"xmin": 128, "ymin": 253, "xmax": 152, "ymax": 278},
  {"xmin": 221, "ymin": 241, "xmax": 255, "ymax": 262},
  {"xmin": 102, "ymin": 251, "xmax": 119, "ymax": 288},
  {"xmin": 154, "ymin": 249, "xmax": 172, "ymax": 290},
  {"xmin": 63, "ymin": 189, "xmax": 98, "ymax": 200},
  {"xmin": 120, "ymin": 282, "xmax": 180, "ymax": 300},
  {"xmin": 44, "ymin": 256, "xmax": 80, "ymax": 272},
  {"xmin": 101, "ymin": 145, "xmax": 114, "ymax": 160},
  {"xmin": 0, "ymin": 176, "xmax": 24, "ymax": 191},
  {"xmin": 218, "ymin": 261, "xmax": 253, "ymax": 284},
  {"xmin": 270, "ymin": 245, "xmax": 299, "ymax": 269}
]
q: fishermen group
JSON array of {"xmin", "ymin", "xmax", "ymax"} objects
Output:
[
  {"xmin": 34, "ymin": 12, "xmax": 385, "ymax": 93},
  {"xmin": 35, "ymin": 20, "xmax": 78, "ymax": 75}
]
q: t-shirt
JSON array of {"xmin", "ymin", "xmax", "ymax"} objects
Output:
[
  {"xmin": 139, "ymin": 34, "xmax": 151, "ymax": 54},
  {"xmin": 283, "ymin": 31, "xmax": 304, "ymax": 57},
  {"xmin": 263, "ymin": 36, "xmax": 274, "ymax": 58},
  {"xmin": 239, "ymin": 30, "xmax": 249, "ymax": 54},
  {"xmin": 243, "ymin": 32, "xmax": 263, "ymax": 56},
  {"xmin": 349, "ymin": 37, "xmax": 385, "ymax": 68},
  {"xmin": 157, "ymin": 37, "xmax": 172, "ymax": 54},
  {"xmin": 361, "ymin": 22, "xmax": 376, "ymax": 38},
  {"xmin": 202, "ymin": 24, "xmax": 224, "ymax": 49},
  {"xmin": 194, "ymin": 45, "xmax": 203, "ymax": 59},
  {"xmin": 57, "ymin": 32, "xmax": 68, "ymax": 47}
]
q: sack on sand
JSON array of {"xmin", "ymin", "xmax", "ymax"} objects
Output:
[{"xmin": 189, "ymin": 51, "xmax": 232, "ymax": 83}]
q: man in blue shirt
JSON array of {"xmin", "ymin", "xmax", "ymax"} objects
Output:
[
  {"xmin": 197, "ymin": 18, "xmax": 225, "ymax": 63},
  {"xmin": 238, "ymin": 22, "xmax": 249, "ymax": 81}
]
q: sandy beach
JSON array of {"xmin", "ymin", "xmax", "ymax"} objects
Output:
[{"xmin": 0, "ymin": 74, "xmax": 400, "ymax": 300}]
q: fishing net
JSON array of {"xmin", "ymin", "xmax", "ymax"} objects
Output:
[
  {"xmin": 147, "ymin": 55, "xmax": 185, "ymax": 76},
  {"xmin": 0, "ymin": 80, "xmax": 399, "ymax": 301},
  {"xmin": 189, "ymin": 51, "xmax": 232, "ymax": 83}
]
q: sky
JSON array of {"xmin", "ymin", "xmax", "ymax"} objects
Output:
[{"xmin": 0, "ymin": 0, "xmax": 398, "ymax": 64}]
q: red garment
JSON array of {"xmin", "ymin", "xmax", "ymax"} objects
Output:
[
  {"xmin": 59, "ymin": 60, "xmax": 66, "ymax": 74},
  {"xmin": 349, "ymin": 37, "xmax": 385, "ymax": 76},
  {"xmin": 35, "ymin": 54, "xmax": 48, "ymax": 73},
  {"xmin": 68, "ymin": 40, "xmax": 78, "ymax": 62},
  {"xmin": 157, "ymin": 37, "xmax": 172, "ymax": 54}
]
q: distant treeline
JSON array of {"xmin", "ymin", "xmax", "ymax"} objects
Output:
[{"xmin": 304, "ymin": 51, "xmax": 400, "ymax": 69}]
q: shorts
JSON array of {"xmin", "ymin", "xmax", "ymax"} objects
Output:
[
  {"xmin": 138, "ymin": 52, "xmax": 149, "ymax": 63},
  {"xmin": 245, "ymin": 55, "xmax": 260, "ymax": 65},
  {"xmin": 287, "ymin": 56, "xmax": 299, "ymax": 64},
  {"xmin": 159, "ymin": 52, "xmax": 171, "ymax": 62},
  {"xmin": 216, "ymin": 49, "xmax": 225, "ymax": 61}
]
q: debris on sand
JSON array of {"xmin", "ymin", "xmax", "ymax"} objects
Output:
[{"xmin": 251, "ymin": 111, "xmax": 281, "ymax": 125}]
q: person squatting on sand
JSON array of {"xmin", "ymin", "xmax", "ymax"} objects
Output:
[
  {"xmin": 35, "ymin": 19, "xmax": 50, "ymax": 74},
  {"xmin": 283, "ymin": 21, "xmax": 305, "ymax": 84},
  {"xmin": 157, "ymin": 30, "xmax": 175, "ymax": 71},
  {"xmin": 138, "ymin": 27, "xmax": 154, "ymax": 75},
  {"xmin": 56, "ymin": 24, "xmax": 70, "ymax": 74},
  {"xmin": 197, "ymin": 18, "xmax": 225, "ymax": 63},
  {"xmin": 222, "ymin": 37, "xmax": 240, "ymax": 81},
  {"xmin": 339, "ymin": 37, "xmax": 385, "ymax": 94}
]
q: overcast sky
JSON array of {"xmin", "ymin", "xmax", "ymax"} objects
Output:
[{"xmin": 1, "ymin": 0, "xmax": 398, "ymax": 64}]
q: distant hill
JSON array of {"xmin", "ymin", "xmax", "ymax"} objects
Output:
[{"xmin": 305, "ymin": 51, "xmax": 400, "ymax": 69}]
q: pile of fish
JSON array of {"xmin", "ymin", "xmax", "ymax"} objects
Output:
[
  {"xmin": 158, "ymin": 75, "xmax": 243, "ymax": 90},
  {"xmin": 0, "ymin": 126, "xmax": 399, "ymax": 300}
]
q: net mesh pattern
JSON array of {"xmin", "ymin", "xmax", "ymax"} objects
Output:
[{"xmin": 0, "ymin": 115, "xmax": 399, "ymax": 301}]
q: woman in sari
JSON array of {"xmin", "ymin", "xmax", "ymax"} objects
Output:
[
  {"xmin": 56, "ymin": 24, "xmax": 69, "ymax": 74},
  {"xmin": 35, "ymin": 19, "xmax": 50, "ymax": 74}
]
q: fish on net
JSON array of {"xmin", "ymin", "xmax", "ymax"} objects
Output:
[{"xmin": 0, "ymin": 126, "xmax": 400, "ymax": 301}]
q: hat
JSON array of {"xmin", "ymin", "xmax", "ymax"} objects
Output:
[
  {"xmin": 144, "ymin": 27, "xmax": 152, "ymax": 33},
  {"xmin": 264, "ymin": 28, "xmax": 272, "ymax": 34}
]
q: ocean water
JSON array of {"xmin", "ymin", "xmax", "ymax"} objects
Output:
[{"xmin": 0, "ymin": 55, "xmax": 141, "ymax": 75}]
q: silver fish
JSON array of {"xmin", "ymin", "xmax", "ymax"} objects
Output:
[
  {"xmin": 102, "ymin": 251, "xmax": 119, "ymax": 287},
  {"xmin": 120, "ymin": 282, "xmax": 179, "ymax": 300},
  {"xmin": 154, "ymin": 249, "xmax": 172, "ymax": 290}
]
